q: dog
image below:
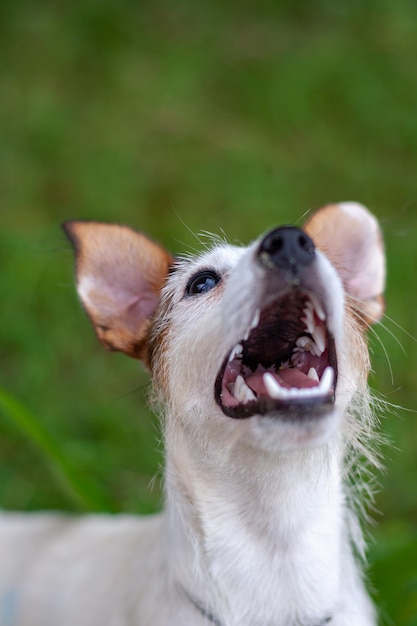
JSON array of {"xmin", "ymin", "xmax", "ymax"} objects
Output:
[{"xmin": 0, "ymin": 202, "xmax": 385, "ymax": 626}]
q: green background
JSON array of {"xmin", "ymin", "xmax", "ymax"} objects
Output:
[{"xmin": 1, "ymin": 1, "xmax": 417, "ymax": 623}]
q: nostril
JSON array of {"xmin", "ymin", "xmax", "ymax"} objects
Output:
[
  {"xmin": 298, "ymin": 232, "xmax": 312, "ymax": 252},
  {"xmin": 265, "ymin": 233, "xmax": 284, "ymax": 256},
  {"xmin": 258, "ymin": 226, "xmax": 315, "ymax": 271}
]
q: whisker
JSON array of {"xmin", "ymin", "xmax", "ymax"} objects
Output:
[
  {"xmin": 218, "ymin": 227, "xmax": 231, "ymax": 245},
  {"xmin": 173, "ymin": 209, "xmax": 208, "ymax": 250},
  {"xmin": 172, "ymin": 239, "xmax": 203, "ymax": 256},
  {"xmin": 198, "ymin": 230, "xmax": 230, "ymax": 248},
  {"xmin": 349, "ymin": 291, "xmax": 414, "ymax": 345},
  {"xmin": 373, "ymin": 320, "xmax": 407, "ymax": 356},
  {"xmin": 295, "ymin": 208, "xmax": 313, "ymax": 226},
  {"xmin": 379, "ymin": 310, "xmax": 417, "ymax": 344},
  {"xmin": 367, "ymin": 324, "xmax": 395, "ymax": 385},
  {"xmin": 113, "ymin": 382, "xmax": 151, "ymax": 401},
  {"xmin": 348, "ymin": 293, "xmax": 408, "ymax": 357}
]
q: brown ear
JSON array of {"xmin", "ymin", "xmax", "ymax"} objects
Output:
[
  {"xmin": 63, "ymin": 221, "xmax": 173, "ymax": 363},
  {"xmin": 304, "ymin": 202, "xmax": 385, "ymax": 324}
]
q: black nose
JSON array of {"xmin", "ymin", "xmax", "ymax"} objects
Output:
[{"xmin": 257, "ymin": 226, "xmax": 315, "ymax": 271}]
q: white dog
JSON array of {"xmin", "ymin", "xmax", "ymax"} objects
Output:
[{"xmin": 0, "ymin": 202, "xmax": 385, "ymax": 626}]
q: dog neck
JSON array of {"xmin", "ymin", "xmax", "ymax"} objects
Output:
[
  {"xmin": 164, "ymin": 423, "xmax": 348, "ymax": 626},
  {"xmin": 182, "ymin": 587, "xmax": 333, "ymax": 626}
]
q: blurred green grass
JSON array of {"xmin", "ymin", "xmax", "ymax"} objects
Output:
[{"xmin": 1, "ymin": 0, "xmax": 417, "ymax": 623}]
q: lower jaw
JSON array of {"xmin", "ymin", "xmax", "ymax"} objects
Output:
[
  {"xmin": 217, "ymin": 393, "xmax": 335, "ymax": 420},
  {"xmin": 245, "ymin": 408, "xmax": 340, "ymax": 452}
]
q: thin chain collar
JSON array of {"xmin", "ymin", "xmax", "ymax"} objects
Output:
[{"xmin": 183, "ymin": 587, "xmax": 332, "ymax": 626}]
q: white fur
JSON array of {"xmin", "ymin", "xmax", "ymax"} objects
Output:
[{"xmin": 0, "ymin": 209, "xmax": 382, "ymax": 626}]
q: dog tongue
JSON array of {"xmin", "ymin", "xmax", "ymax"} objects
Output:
[
  {"xmin": 246, "ymin": 368, "xmax": 318, "ymax": 395},
  {"xmin": 278, "ymin": 368, "xmax": 318, "ymax": 388}
]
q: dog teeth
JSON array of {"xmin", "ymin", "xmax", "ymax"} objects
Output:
[
  {"xmin": 307, "ymin": 367, "xmax": 320, "ymax": 382},
  {"xmin": 243, "ymin": 309, "xmax": 261, "ymax": 341},
  {"xmin": 263, "ymin": 367, "xmax": 335, "ymax": 402},
  {"xmin": 298, "ymin": 302, "xmax": 327, "ymax": 356},
  {"xmin": 295, "ymin": 335, "xmax": 322, "ymax": 357},
  {"xmin": 302, "ymin": 302, "xmax": 315, "ymax": 335},
  {"xmin": 309, "ymin": 294, "xmax": 326, "ymax": 321},
  {"xmin": 311, "ymin": 325, "xmax": 326, "ymax": 355},
  {"xmin": 250, "ymin": 309, "xmax": 260, "ymax": 330},
  {"xmin": 295, "ymin": 336, "xmax": 313, "ymax": 351},
  {"xmin": 234, "ymin": 375, "xmax": 256, "ymax": 403},
  {"xmin": 299, "ymin": 297, "xmax": 327, "ymax": 356},
  {"xmin": 228, "ymin": 343, "xmax": 243, "ymax": 362},
  {"xmin": 263, "ymin": 373, "xmax": 289, "ymax": 400},
  {"xmin": 318, "ymin": 366, "xmax": 334, "ymax": 396}
]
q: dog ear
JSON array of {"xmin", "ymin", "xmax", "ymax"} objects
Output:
[
  {"xmin": 63, "ymin": 221, "xmax": 173, "ymax": 363},
  {"xmin": 304, "ymin": 202, "xmax": 385, "ymax": 324}
]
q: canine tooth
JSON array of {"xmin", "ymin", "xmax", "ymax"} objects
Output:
[
  {"xmin": 263, "ymin": 373, "xmax": 288, "ymax": 400},
  {"xmin": 318, "ymin": 367, "xmax": 334, "ymax": 395},
  {"xmin": 234, "ymin": 375, "xmax": 256, "ymax": 403},
  {"xmin": 234, "ymin": 375, "xmax": 245, "ymax": 399},
  {"xmin": 309, "ymin": 294, "xmax": 326, "ymax": 321},
  {"xmin": 242, "ymin": 309, "xmax": 261, "ymax": 341},
  {"xmin": 244, "ymin": 387, "xmax": 256, "ymax": 402},
  {"xmin": 250, "ymin": 309, "xmax": 260, "ymax": 330},
  {"xmin": 311, "ymin": 343, "xmax": 322, "ymax": 357},
  {"xmin": 228, "ymin": 343, "xmax": 243, "ymax": 362},
  {"xmin": 312, "ymin": 325, "xmax": 326, "ymax": 355},
  {"xmin": 307, "ymin": 367, "xmax": 320, "ymax": 382}
]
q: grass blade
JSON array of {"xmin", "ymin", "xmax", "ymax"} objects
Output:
[{"xmin": 0, "ymin": 387, "xmax": 114, "ymax": 513}]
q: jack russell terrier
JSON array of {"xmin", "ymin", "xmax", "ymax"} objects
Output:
[{"xmin": 0, "ymin": 202, "xmax": 385, "ymax": 626}]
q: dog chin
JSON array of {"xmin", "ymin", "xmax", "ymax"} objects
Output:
[{"xmin": 245, "ymin": 409, "xmax": 340, "ymax": 453}]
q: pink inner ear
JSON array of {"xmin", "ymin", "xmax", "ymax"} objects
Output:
[
  {"xmin": 304, "ymin": 203, "xmax": 385, "ymax": 304},
  {"xmin": 123, "ymin": 292, "xmax": 160, "ymax": 332},
  {"xmin": 335, "ymin": 244, "xmax": 384, "ymax": 304},
  {"xmin": 347, "ymin": 271, "xmax": 379, "ymax": 304},
  {"xmin": 66, "ymin": 221, "xmax": 172, "ymax": 357},
  {"xmin": 79, "ymin": 271, "xmax": 162, "ymax": 333}
]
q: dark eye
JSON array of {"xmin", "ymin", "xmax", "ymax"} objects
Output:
[{"xmin": 186, "ymin": 270, "xmax": 221, "ymax": 296}]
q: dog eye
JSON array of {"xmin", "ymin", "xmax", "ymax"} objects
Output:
[{"xmin": 186, "ymin": 270, "xmax": 221, "ymax": 296}]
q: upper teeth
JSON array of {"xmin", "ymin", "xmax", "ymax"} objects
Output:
[
  {"xmin": 302, "ymin": 300, "xmax": 316, "ymax": 335},
  {"xmin": 250, "ymin": 309, "xmax": 260, "ymax": 330},
  {"xmin": 309, "ymin": 293, "xmax": 326, "ymax": 321},
  {"xmin": 229, "ymin": 343, "xmax": 243, "ymax": 362},
  {"xmin": 227, "ymin": 296, "xmax": 333, "ymax": 405},
  {"xmin": 296, "ymin": 299, "xmax": 327, "ymax": 357},
  {"xmin": 294, "ymin": 334, "xmax": 322, "ymax": 358},
  {"xmin": 312, "ymin": 325, "xmax": 326, "ymax": 354},
  {"xmin": 263, "ymin": 366, "xmax": 334, "ymax": 401},
  {"xmin": 243, "ymin": 309, "xmax": 261, "ymax": 340}
]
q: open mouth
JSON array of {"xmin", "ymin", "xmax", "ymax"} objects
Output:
[{"xmin": 215, "ymin": 290, "xmax": 337, "ymax": 419}]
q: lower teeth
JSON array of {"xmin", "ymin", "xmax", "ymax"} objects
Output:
[
  {"xmin": 233, "ymin": 375, "xmax": 256, "ymax": 403},
  {"xmin": 263, "ymin": 367, "xmax": 334, "ymax": 401},
  {"xmin": 307, "ymin": 367, "xmax": 320, "ymax": 382}
]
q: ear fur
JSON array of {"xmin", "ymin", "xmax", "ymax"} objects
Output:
[
  {"xmin": 304, "ymin": 202, "xmax": 385, "ymax": 324},
  {"xmin": 63, "ymin": 221, "xmax": 173, "ymax": 363}
]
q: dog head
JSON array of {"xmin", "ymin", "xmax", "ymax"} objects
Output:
[{"xmin": 64, "ymin": 202, "xmax": 385, "ymax": 453}]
